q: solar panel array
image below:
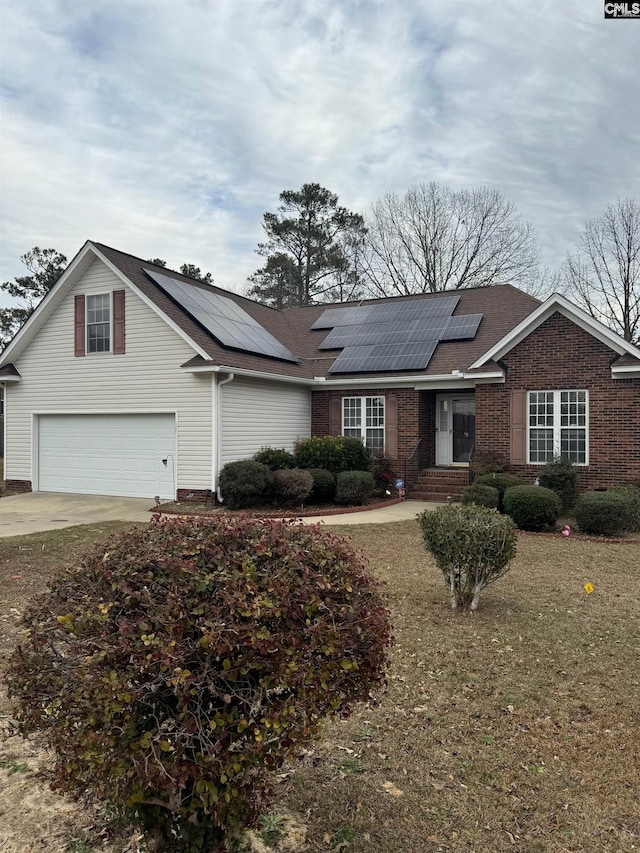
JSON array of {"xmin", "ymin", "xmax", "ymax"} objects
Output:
[
  {"xmin": 314, "ymin": 295, "xmax": 482, "ymax": 374},
  {"xmin": 145, "ymin": 270, "xmax": 299, "ymax": 363}
]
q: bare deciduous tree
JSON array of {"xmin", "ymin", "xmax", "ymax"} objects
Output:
[
  {"xmin": 363, "ymin": 182, "xmax": 540, "ymax": 297},
  {"xmin": 564, "ymin": 198, "xmax": 640, "ymax": 343}
]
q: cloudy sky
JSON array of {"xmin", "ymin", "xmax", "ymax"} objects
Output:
[{"xmin": 0, "ymin": 0, "xmax": 638, "ymax": 308}]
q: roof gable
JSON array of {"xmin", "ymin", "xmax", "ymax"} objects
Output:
[
  {"xmin": 0, "ymin": 242, "xmax": 211, "ymax": 366},
  {"xmin": 469, "ymin": 293, "xmax": 640, "ymax": 370}
]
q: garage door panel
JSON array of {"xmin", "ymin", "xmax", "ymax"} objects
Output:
[{"xmin": 38, "ymin": 414, "xmax": 176, "ymax": 498}]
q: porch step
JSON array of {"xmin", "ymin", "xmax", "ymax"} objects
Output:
[
  {"xmin": 409, "ymin": 490, "xmax": 463, "ymax": 503},
  {"xmin": 409, "ymin": 468, "xmax": 469, "ymax": 502}
]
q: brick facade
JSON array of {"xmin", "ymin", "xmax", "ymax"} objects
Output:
[
  {"xmin": 311, "ymin": 313, "xmax": 640, "ymax": 490},
  {"xmin": 476, "ymin": 312, "xmax": 640, "ymax": 488},
  {"xmin": 311, "ymin": 386, "xmax": 457, "ymax": 474},
  {"xmin": 4, "ymin": 479, "xmax": 32, "ymax": 494},
  {"xmin": 311, "ymin": 387, "xmax": 422, "ymax": 469}
]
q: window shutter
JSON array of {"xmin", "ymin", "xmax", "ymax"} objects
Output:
[
  {"xmin": 510, "ymin": 390, "xmax": 526, "ymax": 464},
  {"xmin": 113, "ymin": 290, "xmax": 126, "ymax": 354},
  {"xmin": 385, "ymin": 394, "xmax": 398, "ymax": 459},
  {"xmin": 329, "ymin": 397, "xmax": 342, "ymax": 436},
  {"xmin": 74, "ymin": 295, "xmax": 85, "ymax": 357}
]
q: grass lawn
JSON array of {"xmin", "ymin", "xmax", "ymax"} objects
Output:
[{"xmin": 0, "ymin": 520, "xmax": 638, "ymax": 852}]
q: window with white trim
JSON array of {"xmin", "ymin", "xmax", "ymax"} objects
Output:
[
  {"xmin": 528, "ymin": 390, "xmax": 588, "ymax": 465},
  {"xmin": 343, "ymin": 396, "xmax": 385, "ymax": 453},
  {"xmin": 86, "ymin": 293, "xmax": 111, "ymax": 353}
]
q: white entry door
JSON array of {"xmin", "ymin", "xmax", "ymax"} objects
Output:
[
  {"xmin": 37, "ymin": 413, "xmax": 176, "ymax": 498},
  {"xmin": 435, "ymin": 395, "xmax": 475, "ymax": 466}
]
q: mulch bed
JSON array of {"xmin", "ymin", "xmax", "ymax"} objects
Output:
[{"xmin": 152, "ymin": 496, "xmax": 405, "ymax": 519}]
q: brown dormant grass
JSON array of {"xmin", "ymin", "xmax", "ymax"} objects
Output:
[{"xmin": 0, "ymin": 520, "xmax": 638, "ymax": 852}]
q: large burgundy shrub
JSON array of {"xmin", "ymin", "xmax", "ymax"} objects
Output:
[{"xmin": 6, "ymin": 516, "xmax": 392, "ymax": 852}]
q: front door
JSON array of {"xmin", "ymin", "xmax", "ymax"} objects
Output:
[{"xmin": 436, "ymin": 395, "xmax": 475, "ymax": 466}]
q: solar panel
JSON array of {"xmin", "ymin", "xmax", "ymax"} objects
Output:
[
  {"xmin": 322, "ymin": 294, "xmax": 482, "ymax": 374},
  {"xmin": 145, "ymin": 270, "xmax": 299, "ymax": 363},
  {"xmin": 311, "ymin": 295, "xmax": 459, "ymax": 329},
  {"xmin": 329, "ymin": 340, "xmax": 439, "ymax": 373},
  {"xmin": 439, "ymin": 314, "xmax": 483, "ymax": 340}
]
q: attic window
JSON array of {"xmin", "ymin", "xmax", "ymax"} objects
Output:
[{"xmin": 87, "ymin": 294, "xmax": 110, "ymax": 353}]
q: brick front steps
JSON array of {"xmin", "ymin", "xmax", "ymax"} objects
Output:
[{"xmin": 408, "ymin": 468, "xmax": 470, "ymax": 502}]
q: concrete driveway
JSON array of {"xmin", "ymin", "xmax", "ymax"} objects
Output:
[
  {"xmin": 0, "ymin": 493, "xmax": 443, "ymax": 538},
  {"xmin": 0, "ymin": 492, "xmax": 153, "ymax": 537}
]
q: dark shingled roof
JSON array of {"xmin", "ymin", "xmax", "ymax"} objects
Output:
[{"xmin": 94, "ymin": 242, "xmax": 542, "ymax": 381}]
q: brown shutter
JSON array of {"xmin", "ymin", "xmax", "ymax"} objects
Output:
[
  {"xmin": 329, "ymin": 397, "xmax": 342, "ymax": 436},
  {"xmin": 510, "ymin": 390, "xmax": 527, "ymax": 464},
  {"xmin": 74, "ymin": 295, "xmax": 85, "ymax": 357},
  {"xmin": 113, "ymin": 289, "xmax": 125, "ymax": 354},
  {"xmin": 385, "ymin": 394, "xmax": 398, "ymax": 459}
]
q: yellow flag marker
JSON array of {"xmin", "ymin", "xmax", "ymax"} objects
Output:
[{"xmin": 584, "ymin": 582, "xmax": 594, "ymax": 595}]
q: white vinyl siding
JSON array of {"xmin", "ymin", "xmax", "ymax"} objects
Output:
[
  {"xmin": 5, "ymin": 258, "xmax": 212, "ymax": 491},
  {"xmin": 528, "ymin": 390, "xmax": 588, "ymax": 465},
  {"xmin": 220, "ymin": 377, "xmax": 311, "ymax": 465}
]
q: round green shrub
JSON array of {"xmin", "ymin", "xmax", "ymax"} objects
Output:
[
  {"xmin": 503, "ymin": 485, "xmax": 562, "ymax": 531},
  {"xmin": 418, "ymin": 505, "xmax": 516, "ymax": 611},
  {"xmin": 5, "ymin": 516, "xmax": 392, "ymax": 852},
  {"xmin": 272, "ymin": 468, "xmax": 313, "ymax": 506},
  {"xmin": 307, "ymin": 468, "xmax": 336, "ymax": 504},
  {"xmin": 611, "ymin": 484, "xmax": 640, "ymax": 531},
  {"xmin": 538, "ymin": 457, "xmax": 578, "ymax": 511},
  {"xmin": 462, "ymin": 483, "xmax": 500, "ymax": 509},
  {"xmin": 253, "ymin": 447, "xmax": 296, "ymax": 471},
  {"xmin": 335, "ymin": 470, "xmax": 375, "ymax": 505},
  {"xmin": 575, "ymin": 491, "xmax": 633, "ymax": 535},
  {"xmin": 474, "ymin": 473, "xmax": 524, "ymax": 511},
  {"xmin": 294, "ymin": 436, "xmax": 372, "ymax": 474},
  {"xmin": 218, "ymin": 459, "xmax": 273, "ymax": 509}
]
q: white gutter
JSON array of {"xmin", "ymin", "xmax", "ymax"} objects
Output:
[
  {"xmin": 214, "ymin": 372, "xmax": 235, "ymax": 502},
  {"xmin": 185, "ymin": 363, "xmax": 313, "ymax": 386}
]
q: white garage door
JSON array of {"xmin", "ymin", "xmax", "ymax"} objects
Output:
[{"xmin": 38, "ymin": 414, "xmax": 176, "ymax": 498}]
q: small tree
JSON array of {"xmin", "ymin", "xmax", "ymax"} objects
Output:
[
  {"xmin": 418, "ymin": 505, "xmax": 517, "ymax": 611},
  {"xmin": 1, "ymin": 247, "xmax": 67, "ymax": 348},
  {"xmin": 6, "ymin": 516, "xmax": 392, "ymax": 851}
]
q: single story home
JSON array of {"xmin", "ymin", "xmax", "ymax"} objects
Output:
[{"xmin": 1, "ymin": 241, "xmax": 638, "ymax": 501}]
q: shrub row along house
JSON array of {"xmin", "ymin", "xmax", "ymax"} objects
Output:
[{"xmin": 1, "ymin": 241, "xmax": 639, "ymax": 502}]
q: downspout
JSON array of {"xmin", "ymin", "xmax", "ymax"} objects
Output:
[{"xmin": 215, "ymin": 372, "xmax": 235, "ymax": 502}]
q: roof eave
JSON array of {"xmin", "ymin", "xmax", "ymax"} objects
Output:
[{"xmin": 611, "ymin": 363, "xmax": 640, "ymax": 379}]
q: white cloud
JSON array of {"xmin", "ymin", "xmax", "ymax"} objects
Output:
[{"xmin": 1, "ymin": 0, "xmax": 638, "ymax": 308}]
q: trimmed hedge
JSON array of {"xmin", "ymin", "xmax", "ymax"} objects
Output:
[
  {"xmin": 218, "ymin": 460, "xmax": 273, "ymax": 509},
  {"xmin": 611, "ymin": 484, "xmax": 640, "ymax": 531},
  {"xmin": 5, "ymin": 516, "xmax": 392, "ymax": 851},
  {"xmin": 307, "ymin": 468, "xmax": 336, "ymax": 504},
  {"xmin": 272, "ymin": 468, "xmax": 313, "ymax": 506},
  {"xmin": 474, "ymin": 473, "xmax": 524, "ymax": 511},
  {"xmin": 575, "ymin": 491, "xmax": 632, "ymax": 535},
  {"xmin": 503, "ymin": 485, "xmax": 562, "ymax": 531},
  {"xmin": 294, "ymin": 436, "xmax": 372, "ymax": 474},
  {"xmin": 462, "ymin": 483, "xmax": 500, "ymax": 510},
  {"xmin": 253, "ymin": 447, "xmax": 296, "ymax": 471},
  {"xmin": 335, "ymin": 470, "xmax": 375, "ymax": 506}
]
